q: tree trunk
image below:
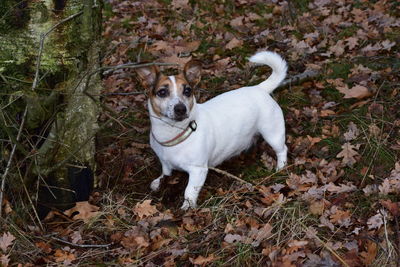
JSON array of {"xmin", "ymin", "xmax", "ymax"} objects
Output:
[{"xmin": 0, "ymin": 0, "xmax": 103, "ymax": 218}]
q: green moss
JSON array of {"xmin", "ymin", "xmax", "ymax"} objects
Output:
[
  {"xmin": 337, "ymin": 25, "xmax": 359, "ymax": 39},
  {"xmin": 292, "ymin": 0, "xmax": 311, "ymax": 13},
  {"xmin": 327, "ymin": 62, "xmax": 352, "ymax": 79},
  {"xmin": 240, "ymin": 163, "xmax": 270, "ymax": 181}
]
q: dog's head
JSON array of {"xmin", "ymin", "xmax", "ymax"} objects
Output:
[{"xmin": 136, "ymin": 61, "xmax": 202, "ymax": 122}]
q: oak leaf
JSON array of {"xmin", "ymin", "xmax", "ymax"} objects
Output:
[
  {"xmin": 190, "ymin": 254, "xmax": 217, "ymax": 266},
  {"xmin": 54, "ymin": 248, "xmax": 76, "ymax": 264},
  {"xmin": 336, "ymin": 84, "xmax": 372, "ymax": 99},
  {"xmin": 309, "ymin": 201, "xmax": 325, "ymax": 215},
  {"xmin": 343, "ymin": 122, "xmax": 359, "ymax": 141},
  {"xmin": 171, "ymin": 0, "xmax": 189, "ymax": 10},
  {"xmin": 367, "ymin": 211, "xmax": 383, "ymax": 230},
  {"xmin": 36, "ymin": 241, "xmax": 52, "ymax": 254},
  {"xmin": 380, "ymin": 199, "xmax": 400, "ymax": 216},
  {"xmin": 63, "ymin": 201, "xmax": 100, "ymax": 223},
  {"xmin": 360, "ymin": 240, "xmax": 378, "ymax": 265},
  {"xmin": 161, "ymin": 54, "xmax": 192, "ymax": 67},
  {"xmin": 248, "ymin": 223, "xmax": 273, "ymax": 247},
  {"xmin": 224, "ymin": 234, "xmax": 242, "ymax": 243},
  {"xmin": 0, "ymin": 232, "xmax": 15, "ymax": 253},
  {"xmin": 133, "ymin": 200, "xmax": 158, "ymax": 219},
  {"xmin": 336, "ymin": 142, "xmax": 359, "ymax": 166},
  {"xmin": 225, "ymin": 37, "xmax": 243, "ymax": 50},
  {"xmin": 329, "ymin": 207, "xmax": 351, "ymax": 227},
  {"xmin": 0, "ymin": 255, "xmax": 10, "ymax": 267}
]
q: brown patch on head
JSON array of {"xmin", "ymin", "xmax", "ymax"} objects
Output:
[
  {"xmin": 135, "ymin": 64, "xmax": 159, "ymax": 90},
  {"xmin": 149, "ymin": 75, "xmax": 169, "ymax": 117},
  {"xmin": 184, "ymin": 60, "xmax": 202, "ymax": 87},
  {"xmin": 139, "ymin": 66, "xmax": 197, "ymax": 120},
  {"xmin": 175, "ymin": 74, "xmax": 195, "ymax": 111}
]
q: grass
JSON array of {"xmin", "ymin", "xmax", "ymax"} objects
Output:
[{"xmin": 2, "ymin": 0, "xmax": 399, "ymax": 265}]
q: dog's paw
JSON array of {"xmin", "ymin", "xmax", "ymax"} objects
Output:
[
  {"xmin": 276, "ymin": 162, "xmax": 286, "ymax": 171},
  {"xmin": 181, "ymin": 199, "xmax": 196, "ymax": 210},
  {"xmin": 150, "ymin": 178, "xmax": 161, "ymax": 191}
]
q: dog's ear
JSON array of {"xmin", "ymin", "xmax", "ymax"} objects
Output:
[
  {"xmin": 135, "ymin": 64, "xmax": 159, "ymax": 89},
  {"xmin": 184, "ymin": 60, "xmax": 202, "ymax": 86}
]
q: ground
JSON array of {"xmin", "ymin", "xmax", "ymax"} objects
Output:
[{"xmin": 2, "ymin": 0, "xmax": 400, "ymax": 266}]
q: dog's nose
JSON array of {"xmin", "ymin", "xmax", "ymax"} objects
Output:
[{"xmin": 174, "ymin": 104, "xmax": 187, "ymax": 116}]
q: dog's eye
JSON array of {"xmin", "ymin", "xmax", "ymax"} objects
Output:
[
  {"xmin": 183, "ymin": 86, "xmax": 192, "ymax": 97},
  {"xmin": 156, "ymin": 88, "xmax": 168, "ymax": 98}
]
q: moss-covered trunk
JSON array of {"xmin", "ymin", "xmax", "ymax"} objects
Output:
[{"xmin": 0, "ymin": 0, "xmax": 103, "ymax": 218}]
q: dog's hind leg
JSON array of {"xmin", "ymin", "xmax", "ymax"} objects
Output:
[
  {"xmin": 259, "ymin": 123, "xmax": 287, "ymax": 170},
  {"xmin": 181, "ymin": 167, "xmax": 208, "ymax": 210},
  {"xmin": 150, "ymin": 160, "xmax": 172, "ymax": 191}
]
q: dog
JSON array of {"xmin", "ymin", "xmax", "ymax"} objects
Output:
[{"xmin": 136, "ymin": 51, "xmax": 288, "ymax": 210}]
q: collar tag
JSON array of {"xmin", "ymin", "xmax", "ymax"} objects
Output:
[{"xmin": 152, "ymin": 120, "xmax": 197, "ymax": 147}]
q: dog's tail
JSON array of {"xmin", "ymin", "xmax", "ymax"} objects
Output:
[{"xmin": 249, "ymin": 51, "xmax": 287, "ymax": 94}]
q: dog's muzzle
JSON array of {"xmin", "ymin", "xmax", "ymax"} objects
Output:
[{"xmin": 174, "ymin": 103, "xmax": 187, "ymax": 121}]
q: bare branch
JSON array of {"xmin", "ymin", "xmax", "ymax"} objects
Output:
[
  {"xmin": 51, "ymin": 237, "xmax": 111, "ymax": 248},
  {"xmin": 280, "ymin": 69, "xmax": 320, "ymax": 88}
]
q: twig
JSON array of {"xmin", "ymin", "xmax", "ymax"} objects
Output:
[
  {"xmin": 208, "ymin": 167, "xmax": 253, "ymax": 186},
  {"xmin": 51, "ymin": 237, "xmax": 111, "ymax": 248},
  {"xmin": 102, "ymin": 62, "xmax": 178, "ymax": 75},
  {"xmin": 280, "ymin": 69, "xmax": 320, "ymax": 88},
  {"xmin": 300, "ymin": 222, "xmax": 350, "ymax": 267},
  {"xmin": 0, "ymin": 107, "xmax": 27, "ymax": 217},
  {"xmin": 101, "ymin": 91, "xmax": 145, "ymax": 96},
  {"xmin": 395, "ymin": 216, "xmax": 400, "ymax": 267},
  {"xmin": 17, "ymin": 166, "xmax": 44, "ymax": 230}
]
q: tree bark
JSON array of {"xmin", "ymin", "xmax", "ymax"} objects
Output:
[{"xmin": 0, "ymin": 0, "xmax": 103, "ymax": 218}]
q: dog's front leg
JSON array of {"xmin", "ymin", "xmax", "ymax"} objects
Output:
[
  {"xmin": 150, "ymin": 161, "xmax": 172, "ymax": 191},
  {"xmin": 181, "ymin": 167, "xmax": 208, "ymax": 210}
]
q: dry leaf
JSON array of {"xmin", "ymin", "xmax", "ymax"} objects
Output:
[
  {"xmin": 330, "ymin": 207, "xmax": 351, "ymax": 227},
  {"xmin": 368, "ymin": 124, "xmax": 380, "ymax": 137},
  {"xmin": 224, "ymin": 234, "xmax": 242, "ymax": 243},
  {"xmin": 70, "ymin": 231, "xmax": 82, "ymax": 244},
  {"xmin": 0, "ymin": 232, "xmax": 15, "ymax": 253},
  {"xmin": 190, "ymin": 254, "xmax": 217, "ymax": 266},
  {"xmin": 36, "ymin": 241, "xmax": 52, "ymax": 254},
  {"xmin": 54, "ymin": 249, "xmax": 76, "ymax": 264},
  {"xmin": 230, "ymin": 16, "xmax": 244, "ymax": 28},
  {"xmin": 161, "ymin": 54, "xmax": 192, "ymax": 67},
  {"xmin": 329, "ymin": 40, "xmax": 345, "ymax": 56},
  {"xmin": 171, "ymin": 0, "xmax": 189, "ymax": 10},
  {"xmin": 336, "ymin": 84, "xmax": 372, "ymax": 99},
  {"xmin": 336, "ymin": 143, "xmax": 359, "ymax": 166},
  {"xmin": 380, "ymin": 199, "xmax": 400, "ymax": 216},
  {"xmin": 63, "ymin": 201, "xmax": 100, "ymax": 222},
  {"xmin": 345, "ymin": 36, "xmax": 359, "ymax": 50},
  {"xmin": 121, "ymin": 227, "xmax": 150, "ymax": 250},
  {"xmin": 343, "ymin": 122, "xmax": 359, "ymax": 141},
  {"xmin": 360, "ymin": 240, "xmax": 378, "ymax": 265},
  {"xmin": 249, "ymin": 223, "xmax": 273, "ymax": 247},
  {"xmin": 0, "ymin": 255, "xmax": 10, "ymax": 267},
  {"xmin": 309, "ymin": 201, "xmax": 325, "ymax": 215},
  {"xmin": 225, "ymin": 37, "xmax": 243, "ymax": 50},
  {"xmin": 367, "ymin": 211, "xmax": 383, "ymax": 230},
  {"xmin": 133, "ymin": 200, "xmax": 158, "ymax": 219}
]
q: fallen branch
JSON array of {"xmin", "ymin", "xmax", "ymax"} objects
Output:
[
  {"xmin": 280, "ymin": 69, "xmax": 320, "ymax": 88},
  {"xmin": 102, "ymin": 62, "xmax": 179, "ymax": 75},
  {"xmin": 208, "ymin": 167, "xmax": 253, "ymax": 186},
  {"xmin": 395, "ymin": 216, "xmax": 400, "ymax": 267},
  {"xmin": 51, "ymin": 237, "xmax": 111, "ymax": 248}
]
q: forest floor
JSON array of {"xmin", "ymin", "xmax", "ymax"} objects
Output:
[{"xmin": 3, "ymin": 0, "xmax": 400, "ymax": 266}]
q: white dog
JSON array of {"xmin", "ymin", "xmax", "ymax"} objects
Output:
[{"xmin": 136, "ymin": 51, "xmax": 288, "ymax": 210}]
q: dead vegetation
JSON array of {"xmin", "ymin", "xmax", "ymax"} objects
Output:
[{"xmin": 1, "ymin": 0, "xmax": 400, "ymax": 266}]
